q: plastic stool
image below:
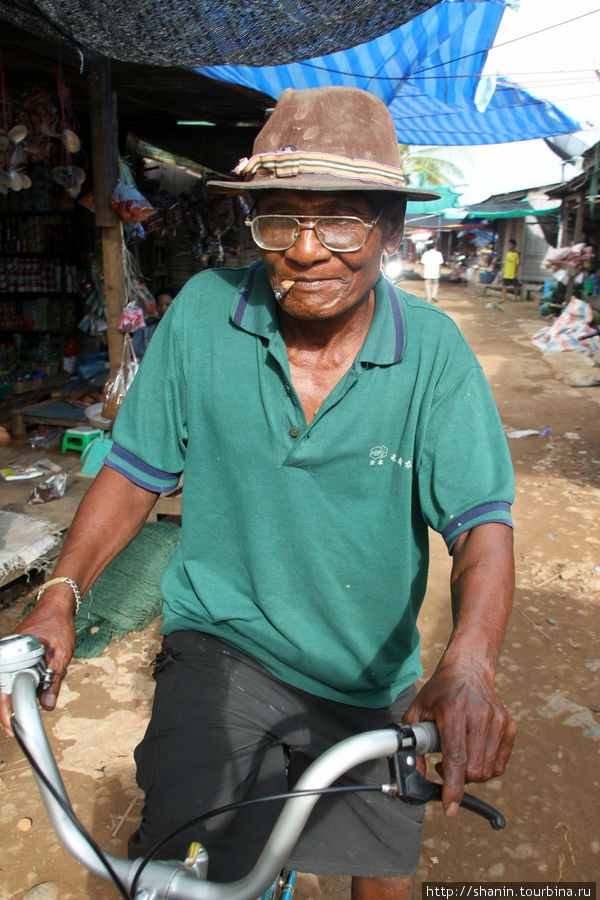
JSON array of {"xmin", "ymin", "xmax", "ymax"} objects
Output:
[{"xmin": 62, "ymin": 426, "xmax": 102, "ymax": 453}]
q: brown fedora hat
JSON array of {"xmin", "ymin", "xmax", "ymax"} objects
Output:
[{"xmin": 207, "ymin": 86, "xmax": 439, "ymax": 201}]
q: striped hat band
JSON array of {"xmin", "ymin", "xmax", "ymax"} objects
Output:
[{"xmin": 232, "ymin": 150, "xmax": 408, "ymax": 188}]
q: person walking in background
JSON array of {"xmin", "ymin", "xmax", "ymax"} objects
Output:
[
  {"xmin": 501, "ymin": 239, "xmax": 520, "ymax": 302},
  {"xmin": 420, "ymin": 242, "xmax": 444, "ymax": 302}
]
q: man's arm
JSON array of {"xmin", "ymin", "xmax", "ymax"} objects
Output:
[
  {"xmin": 403, "ymin": 521, "xmax": 517, "ymax": 814},
  {"xmin": 0, "ymin": 466, "xmax": 159, "ymax": 729}
]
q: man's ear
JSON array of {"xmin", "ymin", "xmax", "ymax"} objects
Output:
[
  {"xmin": 382, "ymin": 196, "xmax": 406, "ymax": 254},
  {"xmin": 384, "ymin": 222, "xmax": 404, "ymax": 255},
  {"xmin": 383, "ymin": 222, "xmax": 404, "ymax": 255}
]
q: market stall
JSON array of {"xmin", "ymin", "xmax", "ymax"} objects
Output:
[{"xmin": 0, "ymin": 39, "xmax": 256, "ymax": 441}]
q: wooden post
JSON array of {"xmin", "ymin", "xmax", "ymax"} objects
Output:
[
  {"xmin": 560, "ymin": 198, "xmax": 571, "ymax": 247},
  {"xmin": 559, "ymin": 197, "xmax": 574, "ymax": 303},
  {"xmin": 87, "ymin": 58, "xmax": 126, "ymax": 376},
  {"xmin": 573, "ymin": 190, "xmax": 585, "ymax": 243},
  {"xmin": 561, "ymin": 191, "xmax": 586, "ymax": 304}
]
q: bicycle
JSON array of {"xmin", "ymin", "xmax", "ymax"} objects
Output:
[{"xmin": 0, "ymin": 633, "xmax": 506, "ymax": 900}]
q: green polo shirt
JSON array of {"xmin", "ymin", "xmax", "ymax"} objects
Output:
[{"xmin": 106, "ymin": 262, "xmax": 514, "ymax": 707}]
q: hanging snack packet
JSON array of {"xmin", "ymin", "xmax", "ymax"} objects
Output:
[
  {"xmin": 118, "ymin": 302, "xmax": 146, "ymax": 332},
  {"xmin": 110, "ymin": 159, "xmax": 155, "ymax": 224}
]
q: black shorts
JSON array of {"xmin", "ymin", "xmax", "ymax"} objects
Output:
[
  {"xmin": 128, "ymin": 631, "xmax": 424, "ymax": 880},
  {"xmin": 502, "ymin": 277, "xmax": 518, "ymax": 286}
]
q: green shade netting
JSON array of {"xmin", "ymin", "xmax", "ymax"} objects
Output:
[
  {"xmin": 24, "ymin": 521, "xmax": 181, "ymax": 658},
  {"xmin": 406, "ymin": 185, "xmax": 462, "ymax": 215},
  {"xmin": 463, "ymin": 201, "xmax": 561, "ymax": 220}
]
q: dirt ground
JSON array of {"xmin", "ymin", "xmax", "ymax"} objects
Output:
[{"xmin": 0, "ymin": 277, "xmax": 599, "ymax": 899}]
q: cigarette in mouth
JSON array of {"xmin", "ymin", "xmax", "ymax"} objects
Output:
[{"xmin": 273, "ymin": 280, "xmax": 295, "ymax": 301}]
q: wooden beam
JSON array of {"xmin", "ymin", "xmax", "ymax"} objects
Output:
[{"xmin": 87, "ymin": 59, "xmax": 125, "ymax": 377}]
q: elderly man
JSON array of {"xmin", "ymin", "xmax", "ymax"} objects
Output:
[{"xmin": 1, "ymin": 87, "xmax": 516, "ymax": 899}]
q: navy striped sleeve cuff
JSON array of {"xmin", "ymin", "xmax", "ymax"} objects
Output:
[
  {"xmin": 104, "ymin": 443, "xmax": 181, "ymax": 494},
  {"xmin": 442, "ymin": 502, "xmax": 513, "ymax": 552}
]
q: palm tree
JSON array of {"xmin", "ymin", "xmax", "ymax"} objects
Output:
[{"xmin": 398, "ymin": 144, "xmax": 464, "ymax": 187}]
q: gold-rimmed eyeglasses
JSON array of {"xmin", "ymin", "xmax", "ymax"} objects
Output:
[{"xmin": 245, "ymin": 212, "xmax": 382, "ymax": 252}]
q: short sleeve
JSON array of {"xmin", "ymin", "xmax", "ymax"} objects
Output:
[{"xmin": 417, "ymin": 364, "xmax": 514, "ymax": 551}]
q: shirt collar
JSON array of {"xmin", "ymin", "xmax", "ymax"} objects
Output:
[
  {"xmin": 358, "ymin": 276, "xmax": 406, "ymax": 365},
  {"xmin": 230, "ymin": 260, "xmax": 278, "ymax": 341},
  {"xmin": 231, "ymin": 263, "xmax": 406, "ymax": 365}
]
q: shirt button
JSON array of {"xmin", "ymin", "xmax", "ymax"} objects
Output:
[{"xmin": 289, "ymin": 426, "xmax": 300, "ymax": 438}]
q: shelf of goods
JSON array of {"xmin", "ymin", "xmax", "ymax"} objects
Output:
[{"xmin": 0, "ymin": 212, "xmax": 79, "ymax": 414}]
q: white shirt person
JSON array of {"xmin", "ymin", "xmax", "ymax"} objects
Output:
[{"xmin": 420, "ymin": 243, "xmax": 444, "ymax": 302}]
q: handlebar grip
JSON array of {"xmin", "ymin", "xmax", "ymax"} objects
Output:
[{"xmin": 411, "ymin": 722, "xmax": 441, "ymax": 754}]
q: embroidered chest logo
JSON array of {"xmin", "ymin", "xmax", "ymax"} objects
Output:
[{"xmin": 368, "ymin": 445, "xmax": 412, "ymax": 469}]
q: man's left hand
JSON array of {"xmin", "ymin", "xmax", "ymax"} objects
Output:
[{"xmin": 403, "ymin": 659, "xmax": 517, "ymax": 815}]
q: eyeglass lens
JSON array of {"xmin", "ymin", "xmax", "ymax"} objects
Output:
[{"xmin": 251, "ymin": 216, "xmax": 372, "ymax": 251}]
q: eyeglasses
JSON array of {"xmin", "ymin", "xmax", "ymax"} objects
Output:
[{"xmin": 245, "ymin": 212, "xmax": 382, "ymax": 253}]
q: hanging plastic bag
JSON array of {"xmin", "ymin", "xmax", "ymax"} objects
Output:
[
  {"xmin": 111, "ymin": 181, "xmax": 155, "ymax": 223},
  {"xmin": 118, "ymin": 302, "xmax": 146, "ymax": 332},
  {"xmin": 124, "ymin": 222, "xmax": 146, "ymax": 242},
  {"xmin": 110, "ymin": 159, "xmax": 155, "ymax": 224},
  {"xmin": 102, "ymin": 334, "xmax": 138, "ymax": 420}
]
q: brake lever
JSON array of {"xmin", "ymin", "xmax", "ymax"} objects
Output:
[{"xmin": 390, "ymin": 725, "xmax": 506, "ymax": 830}]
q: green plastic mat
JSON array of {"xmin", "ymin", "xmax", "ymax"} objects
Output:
[
  {"xmin": 22, "ymin": 399, "xmax": 88, "ymax": 422},
  {"xmin": 25, "ymin": 521, "xmax": 181, "ymax": 658}
]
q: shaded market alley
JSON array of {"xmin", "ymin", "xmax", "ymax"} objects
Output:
[{"xmin": 0, "ymin": 277, "xmax": 598, "ymax": 898}]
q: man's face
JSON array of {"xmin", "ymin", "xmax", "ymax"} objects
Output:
[{"xmin": 255, "ymin": 190, "xmax": 403, "ymax": 322}]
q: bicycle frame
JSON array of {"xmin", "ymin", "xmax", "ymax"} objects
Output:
[{"xmin": 0, "ymin": 634, "xmax": 500, "ymax": 900}]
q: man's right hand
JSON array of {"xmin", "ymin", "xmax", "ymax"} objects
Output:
[
  {"xmin": 0, "ymin": 467, "xmax": 160, "ymax": 734},
  {"xmin": 0, "ymin": 592, "xmax": 77, "ymax": 732}
]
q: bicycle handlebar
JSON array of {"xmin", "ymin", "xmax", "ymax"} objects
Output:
[{"xmin": 0, "ymin": 634, "xmax": 501, "ymax": 900}]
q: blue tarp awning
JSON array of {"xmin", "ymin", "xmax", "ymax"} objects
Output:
[
  {"xmin": 387, "ymin": 77, "xmax": 580, "ymax": 145},
  {"xmin": 198, "ymin": 0, "xmax": 581, "ymax": 146}
]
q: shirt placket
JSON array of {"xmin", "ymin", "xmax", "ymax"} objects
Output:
[{"xmin": 283, "ymin": 362, "xmax": 363, "ymax": 467}]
